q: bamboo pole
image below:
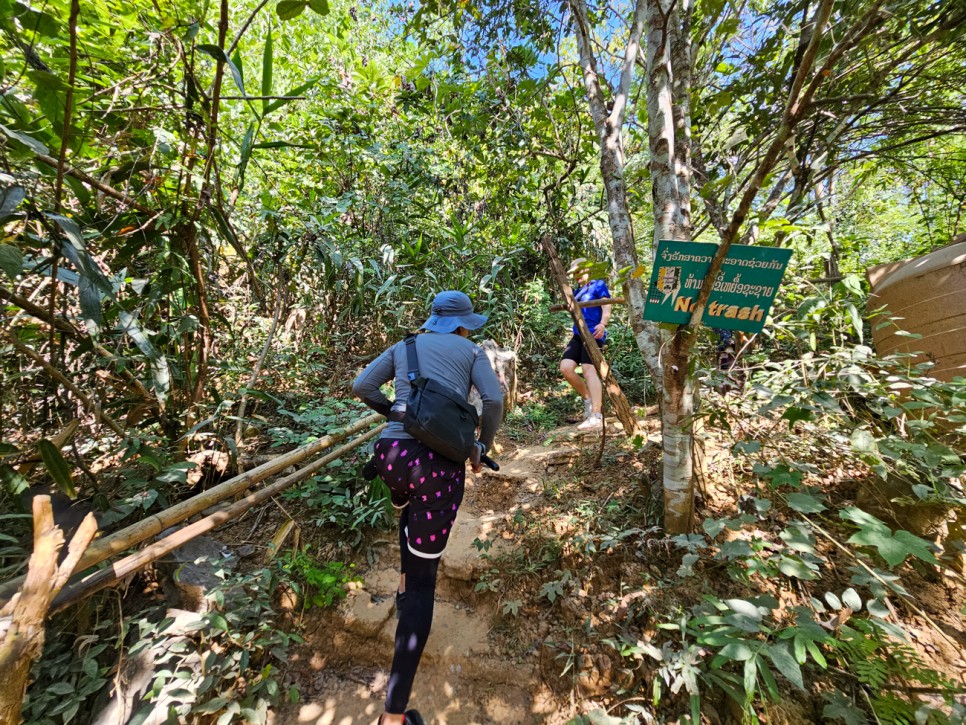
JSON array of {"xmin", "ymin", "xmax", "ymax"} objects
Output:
[
  {"xmin": 49, "ymin": 424, "xmax": 385, "ymax": 614},
  {"xmin": 549, "ymin": 297, "xmax": 626, "ymax": 312},
  {"xmin": 541, "ymin": 235, "xmax": 639, "ymax": 436},
  {"xmin": 0, "ymin": 413, "xmax": 384, "ymax": 606}
]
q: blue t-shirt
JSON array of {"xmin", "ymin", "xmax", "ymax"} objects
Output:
[{"xmin": 572, "ymin": 279, "xmax": 611, "ymax": 338}]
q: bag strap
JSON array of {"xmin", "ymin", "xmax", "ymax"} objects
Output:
[{"xmin": 404, "ymin": 333, "xmax": 420, "ymax": 383}]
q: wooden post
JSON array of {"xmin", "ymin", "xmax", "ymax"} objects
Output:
[
  {"xmin": 0, "ymin": 497, "xmax": 97, "ymax": 724},
  {"xmin": 541, "ymin": 235, "xmax": 639, "ymax": 436}
]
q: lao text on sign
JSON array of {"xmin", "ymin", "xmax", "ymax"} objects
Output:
[{"xmin": 643, "ymin": 241, "xmax": 793, "ymax": 333}]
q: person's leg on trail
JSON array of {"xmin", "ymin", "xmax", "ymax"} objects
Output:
[
  {"xmin": 561, "ymin": 335, "xmax": 591, "ymax": 419},
  {"xmin": 380, "ymin": 443, "xmax": 464, "ymax": 722},
  {"xmin": 396, "ymin": 506, "xmax": 409, "ymax": 617},
  {"xmin": 373, "ymin": 438, "xmax": 416, "ymax": 618},
  {"xmin": 577, "ymin": 338, "xmax": 605, "ymax": 430}
]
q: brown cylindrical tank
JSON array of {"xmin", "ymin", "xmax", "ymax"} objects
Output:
[{"xmin": 867, "ymin": 240, "xmax": 966, "ymax": 382}]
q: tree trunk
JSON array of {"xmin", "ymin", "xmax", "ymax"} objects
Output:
[
  {"xmin": 569, "ymin": 0, "xmax": 662, "ymax": 389},
  {"xmin": 662, "ymin": 331, "xmax": 696, "ymax": 531},
  {"xmin": 644, "ymin": 0, "xmax": 696, "ymax": 532}
]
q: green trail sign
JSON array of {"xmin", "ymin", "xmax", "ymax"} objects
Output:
[{"xmin": 643, "ymin": 241, "xmax": 793, "ymax": 333}]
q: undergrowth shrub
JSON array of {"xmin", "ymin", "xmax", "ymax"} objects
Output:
[{"xmin": 22, "ymin": 568, "xmax": 299, "ymax": 725}]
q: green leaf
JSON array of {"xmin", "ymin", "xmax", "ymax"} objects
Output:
[
  {"xmin": 718, "ymin": 641, "xmax": 756, "ymax": 661},
  {"xmin": 0, "ymin": 243, "xmax": 23, "ymax": 279},
  {"xmin": 850, "ymin": 428, "xmax": 877, "ymax": 455},
  {"xmin": 846, "ymin": 302, "xmax": 864, "ymax": 344},
  {"xmin": 197, "ymin": 44, "xmax": 246, "ymax": 97},
  {"xmin": 846, "ymin": 522, "xmax": 939, "ymax": 567},
  {"xmin": 780, "ymin": 525, "xmax": 817, "ymax": 554},
  {"xmin": 0, "ymin": 124, "xmax": 49, "ymax": 154},
  {"xmin": 276, "ymin": 0, "xmax": 306, "ymax": 19},
  {"xmin": 207, "ymin": 613, "xmax": 229, "ymax": 631},
  {"xmin": 231, "ymin": 47, "xmax": 245, "ymax": 93},
  {"xmin": 823, "ymin": 692, "xmax": 867, "ymax": 725},
  {"xmin": 308, "ymin": 0, "xmax": 329, "ymax": 13},
  {"xmin": 264, "ymin": 77, "xmax": 319, "ymax": 114},
  {"xmin": 37, "ymin": 439, "xmax": 76, "ymax": 497},
  {"xmin": 118, "ymin": 310, "xmax": 170, "ymax": 404},
  {"xmin": 778, "ymin": 556, "xmax": 818, "ymax": 580},
  {"xmin": 261, "ymin": 26, "xmax": 273, "ymax": 115},
  {"xmin": 0, "ymin": 462, "xmax": 28, "ymax": 497},
  {"xmin": 781, "ymin": 407, "xmax": 812, "ymax": 429},
  {"xmin": 841, "ymin": 588, "xmax": 862, "ymax": 611},
  {"xmin": 766, "ymin": 642, "xmax": 804, "ymax": 690},
  {"xmin": 786, "ymin": 492, "xmax": 826, "ymax": 513},
  {"xmin": 0, "ymin": 184, "xmax": 25, "ymax": 222}
]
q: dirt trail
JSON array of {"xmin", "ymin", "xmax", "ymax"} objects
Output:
[{"xmin": 272, "ymin": 428, "xmax": 622, "ymax": 725}]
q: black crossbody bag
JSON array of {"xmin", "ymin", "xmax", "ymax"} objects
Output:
[{"xmin": 401, "ymin": 334, "xmax": 480, "ymax": 464}]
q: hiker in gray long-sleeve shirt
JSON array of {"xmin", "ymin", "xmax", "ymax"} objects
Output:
[{"xmin": 351, "ymin": 290, "xmax": 503, "ymax": 725}]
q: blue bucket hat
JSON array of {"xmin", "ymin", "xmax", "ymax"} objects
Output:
[{"xmin": 421, "ymin": 291, "xmax": 488, "ymax": 333}]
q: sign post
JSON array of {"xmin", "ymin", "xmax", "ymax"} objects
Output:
[{"xmin": 643, "ymin": 241, "xmax": 793, "ymax": 333}]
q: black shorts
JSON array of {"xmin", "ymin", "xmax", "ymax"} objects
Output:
[
  {"xmin": 373, "ymin": 438, "xmax": 464, "ymax": 559},
  {"xmin": 561, "ymin": 334, "xmax": 605, "ymax": 365}
]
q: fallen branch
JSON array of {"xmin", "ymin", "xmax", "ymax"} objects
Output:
[{"xmin": 50, "ymin": 424, "xmax": 385, "ymax": 613}]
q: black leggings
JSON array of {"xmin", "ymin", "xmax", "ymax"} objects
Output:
[{"xmin": 385, "ymin": 506, "xmax": 440, "ymax": 714}]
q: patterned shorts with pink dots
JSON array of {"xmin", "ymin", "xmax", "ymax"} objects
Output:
[{"xmin": 372, "ymin": 437, "xmax": 465, "ymax": 559}]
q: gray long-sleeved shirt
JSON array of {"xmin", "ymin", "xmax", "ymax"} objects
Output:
[{"xmin": 351, "ymin": 332, "xmax": 504, "ymax": 449}]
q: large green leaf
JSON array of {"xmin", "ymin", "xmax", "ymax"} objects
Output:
[
  {"xmin": 841, "ymin": 507, "xmax": 939, "ymax": 567},
  {"xmin": 118, "ymin": 310, "xmax": 171, "ymax": 405},
  {"xmin": 0, "ymin": 184, "xmax": 25, "ymax": 222},
  {"xmin": 276, "ymin": 0, "xmax": 306, "ymax": 20},
  {"xmin": 0, "ymin": 243, "xmax": 23, "ymax": 279},
  {"xmin": 766, "ymin": 641, "xmax": 804, "ymax": 690},
  {"xmin": 0, "ymin": 124, "xmax": 49, "ymax": 154},
  {"xmin": 264, "ymin": 77, "xmax": 319, "ymax": 114},
  {"xmin": 308, "ymin": 0, "xmax": 329, "ymax": 14},
  {"xmin": 786, "ymin": 492, "xmax": 826, "ymax": 513},
  {"xmin": 0, "ymin": 462, "xmax": 28, "ymax": 497},
  {"xmin": 37, "ymin": 439, "xmax": 76, "ymax": 497},
  {"xmin": 197, "ymin": 44, "xmax": 246, "ymax": 97}
]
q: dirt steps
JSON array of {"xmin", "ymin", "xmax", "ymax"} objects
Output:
[
  {"xmin": 271, "ymin": 423, "xmax": 653, "ymax": 724},
  {"xmin": 272, "ymin": 440, "xmax": 567, "ymax": 724}
]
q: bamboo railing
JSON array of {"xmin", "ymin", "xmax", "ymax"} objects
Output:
[{"xmin": 0, "ymin": 413, "xmax": 384, "ymax": 609}]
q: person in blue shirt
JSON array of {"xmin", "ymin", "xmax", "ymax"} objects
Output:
[{"xmin": 560, "ymin": 260, "xmax": 611, "ymax": 430}]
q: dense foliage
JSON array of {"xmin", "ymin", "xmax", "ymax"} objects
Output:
[{"xmin": 0, "ymin": 0, "xmax": 963, "ymax": 721}]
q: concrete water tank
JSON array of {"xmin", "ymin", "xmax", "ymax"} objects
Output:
[{"xmin": 866, "ymin": 239, "xmax": 966, "ymax": 382}]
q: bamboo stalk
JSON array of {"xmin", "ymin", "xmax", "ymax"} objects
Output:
[
  {"xmin": 49, "ymin": 424, "xmax": 385, "ymax": 614},
  {"xmin": 0, "ymin": 413, "xmax": 384, "ymax": 606}
]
